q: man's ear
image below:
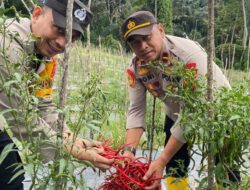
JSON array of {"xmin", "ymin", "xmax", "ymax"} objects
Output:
[
  {"xmin": 157, "ymin": 23, "xmax": 165, "ymax": 37},
  {"xmin": 32, "ymin": 6, "xmax": 43, "ymax": 21}
]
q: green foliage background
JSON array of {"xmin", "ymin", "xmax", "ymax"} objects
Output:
[{"xmin": 3, "ymin": 0, "xmax": 250, "ymax": 71}]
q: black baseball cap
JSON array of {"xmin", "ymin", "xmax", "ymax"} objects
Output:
[
  {"xmin": 44, "ymin": 0, "xmax": 93, "ymax": 34},
  {"xmin": 121, "ymin": 11, "xmax": 157, "ymax": 41}
]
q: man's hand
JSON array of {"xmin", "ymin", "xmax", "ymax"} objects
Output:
[
  {"xmin": 143, "ymin": 158, "xmax": 165, "ymax": 189},
  {"xmin": 79, "ymin": 146, "xmax": 114, "ymax": 170},
  {"xmin": 63, "ymin": 132, "xmax": 114, "ymax": 170},
  {"xmin": 143, "ymin": 135, "xmax": 185, "ymax": 189}
]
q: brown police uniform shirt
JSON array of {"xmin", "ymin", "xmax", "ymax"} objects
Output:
[
  {"xmin": 0, "ymin": 18, "xmax": 65, "ymax": 161},
  {"xmin": 126, "ymin": 35, "xmax": 230, "ymax": 143}
]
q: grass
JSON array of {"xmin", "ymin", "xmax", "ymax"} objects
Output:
[
  {"xmin": 53, "ymin": 44, "xmax": 131, "ymax": 147},
  {"xmin": 227, "ymin": 69, "xmax": 249, "ymax": 86}
]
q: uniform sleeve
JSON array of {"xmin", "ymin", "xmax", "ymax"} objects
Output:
[
  {"xmin": 170, "ymin": 117, "xmax": 186, "ymax": 143},
  {"xmin": 183, "ymin": 44, "xmax": 230, "ymax": 88},
  {"xmin": 126, "ymin": 63, "xmax": 147, "ymax": 130},
  {"xmin": 170, "ymin": 46, "xmax": 230, "ymax": 143},
  {"xmin": 126, "ymin": 82, "xmax": 147, "ymax": 130}
]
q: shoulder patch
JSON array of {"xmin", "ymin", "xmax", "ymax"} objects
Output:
[
  {"xmin": 127, "ymin": 69, "xmax": 136, "ymax": 88},
  {"xmin": 185, "ymin": 62, "xmax": 198, "ymax": 77},
  {"xmin": 185, "ymin": 62, "xmax": 197, "ymax": 69}
]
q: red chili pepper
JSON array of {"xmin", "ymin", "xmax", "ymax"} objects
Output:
[{"xmin": 96, "ymin": 142, "xmax": 162, "ymax": 190}]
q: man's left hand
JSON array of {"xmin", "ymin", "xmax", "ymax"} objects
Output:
[{"xmin": 143, "ymin": 158, "xmax": 165, "ymax": 189}]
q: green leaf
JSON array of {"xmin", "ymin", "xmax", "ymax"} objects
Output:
[
  {"xmin": 13, "ymin": 73, "xmax": 22, "ymax": 82},
  {"xmin": 3, "ymin": 80, "xmax": 17, "ymax": 88},
  {"xmin": 78, "ymin": 160, "xmax": 94, "ymax": 168},
  {"xmin": 48, "ymin": 183, "xmax": 56, "ymax": 190},
  {"xmin": 68, "ymin": 162, "xmax": 74, "ymax": 174},
  {"xmin": 86, "ymin": 123, "xmax": 101, "ymax": 132},
  {"xmin": 198, "ymin": 128, "xmax": 204, "ymax": 136},
  {"xmin": 0, "ymin": 143, "xmax": 14, "ymax": 164},
  {"xmin": 90, "ymin": 120, "xmax": 101, "ymax": 125},
  {"xmin": 210, "ymin": 142, "xmax": 217, "ymax": 156},
  {"xmin": 218, "ymin": 137, "xmax": 224, "ymax": 149},
  {"xmin": 59, "ymin": 158, "xmax": 67, "ymax": 175},
  {"xmin": 9, "ymin": 169, "xmax": 25, "ymax": 183},
  {"xmin": 229, "ymin": 115, "xmax": 241, "ymax": 121},
  {"xmin": 214, "ymin": 163, "xmax": 225, "ymax": 179}
]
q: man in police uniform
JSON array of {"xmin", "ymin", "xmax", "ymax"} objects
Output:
[
  {"xmin": 120, "ymin": 11, "xmax": 236, "ymax": 190},
  {"xmin": 0, "ymin": 0, "xmax": 113, "ymax": 189}
]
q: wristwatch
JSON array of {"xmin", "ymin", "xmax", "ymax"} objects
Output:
[{"xmin": 121, "ymin": 146, "xmax": 136, "ymax": 155}]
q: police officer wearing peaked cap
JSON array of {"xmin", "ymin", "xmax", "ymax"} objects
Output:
[{"xmin": 120, "ymin": 11, "xmax": 239, "ymax": 190}]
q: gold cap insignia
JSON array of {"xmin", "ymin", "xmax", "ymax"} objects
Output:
[{"xmin": 127, "ymin": 21, "xmax": 136, "ymax": 30}]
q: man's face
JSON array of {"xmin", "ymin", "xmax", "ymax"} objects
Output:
[
  {"xmin": 127, "ymin": 24, "xmax": 165, "ymax": 62},
  {"xmin": 31, "ymin": 7, "xmax": 81, "ymax": 57}
]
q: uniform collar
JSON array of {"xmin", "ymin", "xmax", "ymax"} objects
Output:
[
  {"xmin": 20, "ymin": 18, "xmax": 35, "ymax": 54},
  {"xmin": 6, "ymin": 18, "xmax": 35, "ymax": 55}
]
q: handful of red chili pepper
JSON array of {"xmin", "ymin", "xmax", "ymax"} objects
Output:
[{"xmin": 98, "ymin": 142, "xmax": 162, "ymax": 190}]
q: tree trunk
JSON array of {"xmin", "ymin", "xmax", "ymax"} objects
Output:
[
  {"xmin": 154, "ymin": 0, "xmax": 157, "ymax": 18},
  {"xmin": 58, "ymin": 0, "xmax": 73, "ymax": 132},
  {"xmin": 86, "ymin": 0, "xmax": 92, "ymax": 49},
  {"xmin": 242, "ymin": 0, "xmax": 248, "ymax": 49},
  {"xmin": 247, "ymin": 37, "xmax": 250, "ymax": 72},
  {"xmin": 86, "ymin": 0, "xmax": 92, "ymax": 79},
  {"xmin": 56, "ymin": 1, "xmax": 74, "ymax": 188},
  {"xmin": 207, "ymin": 0, "xmax": 215, "ymax": 189},
  {"xmin": 106, "ymin": 0, "xmax": 112, "ymax": 24},
  {"xmin": 148, "ymin": 97, "xmax": 156, "ymax": 162}
]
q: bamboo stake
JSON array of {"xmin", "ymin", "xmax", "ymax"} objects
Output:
[
  {"xmin": 20, "ymin": 0, "xmax": 31, "ymax": 16},
  {"xmin": 86, "ymin": 0, "xmax": 91, "ymax": 49},
  {"xmin": 221, "ymin": 34, "xmax": 228, "ymax": 75},
  {"xmin": 207, "ymin": 0, "xmax": 215, "ymax": 189},
  {"xmin": 149, "ymin": 97, "xmax": 156, "ymax": 162},
  {"xmin": 58, "ymin": 0, "xmax": 73, "ymax": 132},
  {"xmin": 230, "ymin": 44, "xmax": 236, "ymax": 82},
  {"xmin": 224, "ymin": 57, "xmax": 228, "ymax": 77},
  {"xmin": 228, "ymin": 44, "xmax": 236, "ymax": 82},
  {"xmin": 242, "ymin": 0, "xmax": 248, "ymax": 49},
  {"xmin": 247, "ymin": 37, "xmax": 250, "ymax": 72},
  {"xmin": 56, "ymin": 1, "xmax": 74, "ymax": 188},
  {"xmin": 147, "ymin": 0, "xmax": 158, "ymax": 161}
]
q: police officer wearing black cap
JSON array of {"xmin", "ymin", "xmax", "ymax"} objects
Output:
[{"xmin": 0, "ymin": 1, "xmax": 113, "ymax": 189}]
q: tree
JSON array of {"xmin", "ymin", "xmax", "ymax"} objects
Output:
[
  {"xmin": 157, "ymin": 0, "xmax": 173, "ymax": 34},
  {"xmin": 143, "ymin": 0, "xmax": 173, "ymax": 34},
  {"xmin": 172, "ymin": 0, "xmax": 208, "ymax": 43},
  {"xmin": 242, "ymin": 0, "xmax": 248, "ymax": 49},
  {"xmin": 86, "ymin": 0, "xmax": 92, "ymax": 49}
]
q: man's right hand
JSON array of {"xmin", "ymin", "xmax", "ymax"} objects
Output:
[
  {"xmin": 63, "ymin": 133, "xmax": 114, "ymax": 170},
  {"xmin": 81, "ymin": 146, "xmax": 114, "ymax": 170}
]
